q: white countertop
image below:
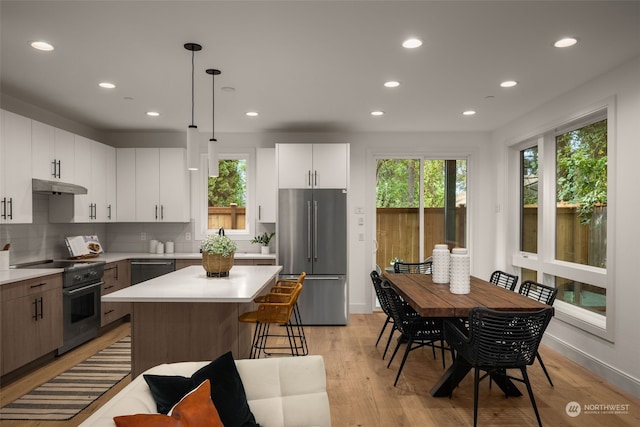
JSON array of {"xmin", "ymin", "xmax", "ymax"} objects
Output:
[
  {"xmin": 0, "ymin": 252, "xmax": 277, "ymax": 285},
  {"xmin": 102, "ymin": 265, "xmax": 282, "ymax": 303}
]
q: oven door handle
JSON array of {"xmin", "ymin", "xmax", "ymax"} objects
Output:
[{"xmin": 64, "ymin": 281, "xmax": 103, "ymax": 296}]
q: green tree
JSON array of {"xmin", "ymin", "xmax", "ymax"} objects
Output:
[
  {"xmin": 556, "ymin": 119, "xmax": 607, "ymax": 224},
  {"xmin": 208, "ymin": 160, "xmax": 246, "ymax": 207},
  {"xmin": 376, "ymin": 159, "xmax": 466, "ymax": 208}
]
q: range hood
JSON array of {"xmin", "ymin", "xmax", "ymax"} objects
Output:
[{"xmin": 32, "ymin": 178, "xmax": 88, "ymax": 195}]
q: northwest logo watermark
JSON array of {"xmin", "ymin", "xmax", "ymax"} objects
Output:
[{"xmin": 565, "ymin": 401, "xmax": 630, "ymax": 417}]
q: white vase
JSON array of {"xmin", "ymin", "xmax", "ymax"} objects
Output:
[
  {"xmin": 449, "ymin": 248, "xmax": 470, "ymax": 294},
  {"xmin": 261, "ymin": 246, "xmax": 270, "ymax": 255},
  {"xmin": 432, "ymin": 244, "xmax": 450, "ymax": 284}
]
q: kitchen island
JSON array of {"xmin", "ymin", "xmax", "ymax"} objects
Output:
[{"xmin": 102, "ymin": 265, "xmax": 282, "ymax": 377}]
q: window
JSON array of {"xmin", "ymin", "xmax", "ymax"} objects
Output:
[
  {"xmin": 207, "ymin": 159, "xmax": 247, "ymax": 231},
  {"xmin": 195, "ymin": 151, "xmax": 254, "ymax": 239},
  {"xmin": 512, "ymin": 107, "xmax": 611, "ymax": 339},
  {"xmin": 375, "ymin": 158, "xmax": 467, "ymax": 269},
  {"xmin": 520, "ymin": 146, "xmax": 538, "ymax": 254}
]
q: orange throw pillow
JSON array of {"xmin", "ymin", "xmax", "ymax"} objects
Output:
[{"xmin": 113, "ymin": 380, "xmax": 223, "ymax": 427}]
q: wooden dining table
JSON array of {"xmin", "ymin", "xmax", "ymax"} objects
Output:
[{"xmin": 382, "ymin": 273, "xmax": 553, "ymax": 397}]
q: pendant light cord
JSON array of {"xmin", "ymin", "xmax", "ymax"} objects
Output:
[
  {"xmin": 211, "ymin": 70, "xmax": 215, "ymax": 140},
  {"xmin": 190, "ymin": 49, "xmax": 195, "ymax": 127}
]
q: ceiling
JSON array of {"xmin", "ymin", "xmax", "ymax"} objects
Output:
[{"xmin": 1, "ymin": 1, "xmax": 639, "ymax": 136}]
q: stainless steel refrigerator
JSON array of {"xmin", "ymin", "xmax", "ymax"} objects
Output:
[{"xmin": 277, "ymin": 188, "xmax": 348, "ymax": 325}]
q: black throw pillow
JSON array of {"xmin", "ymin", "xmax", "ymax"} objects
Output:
[{"xmin": 144, "ymin": 351, "xmax": 259, "ymax": 427}]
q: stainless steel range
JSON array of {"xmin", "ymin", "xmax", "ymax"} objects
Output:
[{"xmin": 18, "ymin": 259, "xmax": 105, "ymax": 354}]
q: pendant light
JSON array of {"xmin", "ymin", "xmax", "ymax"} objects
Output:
[
  {"xmin": 206, "ymin": 68, "xmax": 221, "ymax": 177},
  {"xmin": 184, "ymin": 43, "xmax": 202, "ymax": 171}
]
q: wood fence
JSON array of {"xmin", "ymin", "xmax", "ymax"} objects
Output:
[
  {"xmin": 376, "ymin": 207, "xmax": 466, "ymax": 268},
  {"xmin": 208, "ymin": 205, "xmax": 246, "ymax": 230},
  {"xmin": 523, "ymin": 206, "xmax": 606, "ymax": 268}
]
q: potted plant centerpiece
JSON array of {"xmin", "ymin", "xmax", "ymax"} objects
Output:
[
  {"xmin": 251, "ymin": 232, "xmax": 275, "ymax": 255},
  {"xmin": 201, "ymin": 228, "xmax": 237, "ymax": 277}
]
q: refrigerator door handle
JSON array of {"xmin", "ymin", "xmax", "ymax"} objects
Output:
[
  {"xmin": 314, "ymin": 200, "xmax": 318, "ymax": 261},
  {"xmin": 307, "ymin": 200, "xmax": 312, "ymax": 261}
]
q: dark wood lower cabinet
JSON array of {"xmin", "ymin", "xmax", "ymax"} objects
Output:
[{"xmin": 0, "ymin": 274, "xmax": 63, "ymax": 375}]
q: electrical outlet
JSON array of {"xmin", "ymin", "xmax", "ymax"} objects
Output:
[
  {"xmin": 141, "ymin": 232, "xmax": 146, "ymax": 241},
  {"xmin": 185, "ymin": 232, "xmax": 191, "ymax": 241}
]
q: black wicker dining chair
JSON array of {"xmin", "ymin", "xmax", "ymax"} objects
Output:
[
  {"xmin": 444, "ymin": 307, "xmax": 554, "ymax": 427},
  {"xmin": 518, "ymin": 280, "xmax": 558, "ymax": 386},
  {"xmin": 489, "ymin": 270, "xmax": 519, "ymax": 291},
  {"xmin": 394, "ymin": 260, "xmax": 432, "ymax": 274},
  {"xmin": 370, "ymin": 270, "xmax": 396, "ymax": 359},
  {"xmin": 380, "ymin": 280, "xmax": 452, "ymax": 386}
]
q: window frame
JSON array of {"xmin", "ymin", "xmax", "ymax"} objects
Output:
[
  {"xmin": 194, "ymin": 148, "xmax": 256, "ymax": 241},
  {"xmin": 509, "ymin": 100, "xmax": 615, "ymax": 342}
]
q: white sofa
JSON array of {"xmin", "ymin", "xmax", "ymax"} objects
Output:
[{"xmin": 80, "ymin": 355, "xmax": 331, "ymax": 427}]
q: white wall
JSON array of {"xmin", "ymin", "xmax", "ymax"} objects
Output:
[{"xmin": 491, "ymin": 57, "xmax": 640, "ymax": 397}]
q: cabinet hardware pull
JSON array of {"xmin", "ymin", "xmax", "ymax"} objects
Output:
[
  {"xmin": 308, "ymin": 170, "xmax": 312, "ymax": 187},
  {"xmin": 155, "ymin": 205, "xmax": 158, "ymax": 220},
  {"xmin": 1, "ymin": 197, "xmax": 6, "ymax": 220},
  {"xmin": 115, "ymin": 264, "xmax": 119, "ymax": 280},
  {"xmin": 57, "ymin": 160, "xmax": 61, "ymax": 179},
  {"xmin": 314, "ymin": 170, "xmax": 318, "ymax": 187},
  {"xmin": 104, "ymin": 285, "xmax": 114, "ymax": 290},
  {"xmin": 51, "ymin": 159, "xmax": 57, "ymax": 178},
  {"xmin": 30, "ymin": 282, "xmax": 46, "ymax": 288},
  {"xmin": 104, "ymin": 309, "xmax": 115, "ymax": 315},
  {"xmin": 33, "ymin": 298, "xmax": 38, "ymax": 320},
  {"xmin": 39, "ymin": 297, "xmax": 44, "ymax": 319},
  {"xmin": 7, "ymin": 198, "xmax": 12, "ymax": 220},
  {"xmin": 161, "ymin": 205, "xmax": 164, "ymax": 220},
  {"xmin": 258, "ymin": 205, "xmax": 261, "ymax": 220},
  {"xmin": 108, "ymin": 204, "xmax": 112, "ymax": 220}
]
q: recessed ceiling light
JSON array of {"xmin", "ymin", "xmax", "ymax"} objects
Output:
[
  {"xmin": 500, "ymin": 80, "xmax": 518, "ymax": 88},
  {"xmin": 371, "ymin": 111, "xmax": 384, "ymax": 116},
  {"xmin": 554, "ymin": 37, "xmax": 577, "ymax": 48},
  {"xmin": 30, "ymin": 41, "xmax": 54, "ymax": 51},
  {"xmin": 146, "ymin": 111, "xmax": 160, "ymax": 117},
  {"xmin": 221, "ymin": 86, "xmax": 236, "ymax": 93},
  {"xmin": 402, "ymin": 38, "xmax": 422, "ymax": 49},
  {"xmin": 98, "ymin": 82, "xmax": 116, "ymax": 89},
  {"xmin": 384, "ymin": 81, "xmax": 400, "ymax": 88},
  {"xmin": 462, "ymin": 110, "xmax": 476, "ymax": 116},
  {"xmin": 246, "ymin": 111, "xmax": 259, "ymax": 117}
]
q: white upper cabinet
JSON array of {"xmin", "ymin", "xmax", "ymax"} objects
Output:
[
  {"xmin": 277, "ymin": 143, "xmax": 348, "ymax": 189},
  {"xmin": 122, "ymin": 147, "xmax": 189, "ymax": 223},
  {"xmin": 256, "ymin": 148, "xmax": 276, "ymax": 223},
  {"xmin": 89, "ymin": 140, "xmax": 107, "ymax": 221},
  {"xmin": 135, "ymin": 148, "xmax": 160, "ymax": 222},
  {"xmin": 0, "ymin": 110, "xmax": 32, "ymax": 223},
  {"xmin": 116, "ymin": 148, "xmax": 136, "ymax": 222},
  {"xmin": 158, "ymin": 148, "xmax": 190, "ymax": 222},
  {"xmin": 50, "ymin": 136, "xmax": 108, "ymax": 223},
  {"xmin": 105, "ymin": 145, "xmax": 117, "ymax": 222},
  {"xmin": 70, "ymin": 135, "xmax": 92, "ymax": 221},
  {"xmin": 32, "ymin": 120, "xmax": 74, "ymax": 183}
]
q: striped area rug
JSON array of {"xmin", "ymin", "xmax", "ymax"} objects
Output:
[{"xmin": 0, "ymin": 335, "xmax": 131, "ymax": 421}]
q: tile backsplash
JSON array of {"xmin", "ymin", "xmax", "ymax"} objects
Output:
[{"xmin": 0, "ymin": 194, "xmax": 266, "ymax": 266}]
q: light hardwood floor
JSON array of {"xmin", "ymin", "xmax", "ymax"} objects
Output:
[{"xmin": 1, "ymin": 314, "xmax": 638, "ymax": 426}]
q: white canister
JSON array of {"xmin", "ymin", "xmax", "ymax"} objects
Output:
[
  {"xmin": 156, "ymin": 242, "xmax": 164, "ymax": 254},
  {"xmin": 0, "ymin": 251, "xmax": 9, "ymax": 271},
  {"xmin": 449, "ymin": 248, "xmax": 470, "ymax": 294},
  {"xmin": 165, "ymin": 241, "xmax": 174, "ymax": 254},
  {"xmin": 432, "ymin": 244, "xmax": 450, "ymax": 284},
  {"xmin": 149, "ymin": 239, "xmax": 158, "ymax": 254}
]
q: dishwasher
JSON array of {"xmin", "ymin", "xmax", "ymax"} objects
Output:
[{"xmin": 130, "ymin": 259, "xmax": 176, "ymax": 285}]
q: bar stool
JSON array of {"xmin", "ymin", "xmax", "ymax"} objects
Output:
[
  {"xmin": 254, "ymin": 272, "xmax": 308, "ymax": 356},
  {"xmin": 239, "ymin": 283, "xmax": 303, "ymax": 358}
]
